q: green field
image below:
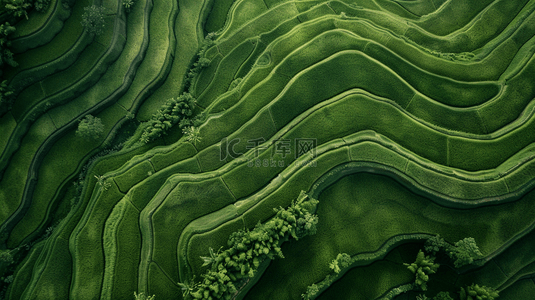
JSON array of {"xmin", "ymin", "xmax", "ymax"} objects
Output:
[{"xmin": 1, "ymin": 0, "xmax": 535, "ymax": 299}]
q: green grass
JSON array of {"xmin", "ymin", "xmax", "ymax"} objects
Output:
[
  {"xmin": 0, "ymin": 114, "xmax": 56, "ymax": 238},
  {"xmin": 204, "ymin": 0, "xmax": 236, "ymax": 33},
  {"xmin": 4, "ymin": 0, "xmax": 91, "ymax": 80},
  {"xmin": 316, "ymin": 260, "xmax": 413, "ymax": 300},
  {"xmin": 21, "ymin": 237, "xmax": 72, "ymax": 299},
  {"xmin": 195, "ymin": 39, "xmax": 255, "ymax": 106},
  {"xmin": 4, "ymin": 0, "xmax": 535, "ymax": 299},
  {"xmin": 101, "ymin": 198, "xmax": 141, "ymax": 300},
  {"xmin": 498, "ymin": 279, "xmax": 535, "ymax": 300},
  {"xmin": 70, "ymin": 182, "xmax": 125, "ymax": 300},
  {"xmin": 6, "ymin": 241, "xmax": 44, "ymax": 300},
  {"xmin": 12, "ymin": 0, "xmax": 58, "ymax": 38},
  {"xmin": 221, "ymin": 0, "xmax": 268, "ymax": 38},
  {"xmin": 246, "ymin": 172, "xmax": 535, "ymax": 299}
]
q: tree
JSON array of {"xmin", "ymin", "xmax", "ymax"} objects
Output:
[
  {"xmin": 81, "ymin": 5, "xmax": 106, "ymax": 36},
  {"xmin": 4, "ymin": 0, "xmax": 32, "ymax": 19},
  {"xmin": 424, "ymin": 234, "xmax": 449, "ymax": 255},
  {"xmin": 449, "ymin": 237, "xmax": 483, "ymax": 268},
  {"xmin": 459, "ymin": 284, "xmax": 499, "ymax": 300},
  {"xmin": 329, "ymin": 253, "xmax": 351, "ymax": 274},
  {"xmin": 183, "ymin": 126, "xmax": 201, "ymax": 145},
  {"xmin": 0, "ymin": 22, "xmax": 18, "ymax": 68},
  {"xmin": 76, "ymin": 115, "xmax": 104, "ymax": 140},
  {"xmin": 404, "ymin": 250, "xmax": 440, "ymax": 291},
  {"xmin": 122, "ymin": 0, "xmax": 134, "ymax": 12}
]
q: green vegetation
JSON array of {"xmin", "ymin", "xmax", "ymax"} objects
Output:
[
  {"xmin": 448, "ymin": 238, "xmax": 485, "ymax": 268},
  {"xmin": 459, "ymin": 284, "xmax": 499, "ymax": 300},
  {"xmin": 4, "ymin": 0, "xmax": 32, "ymax": 19},
  {"xmin": 76, "ymin": 114, "xmax": 104, "ymax": 140},
  {"xmin": 0, "ymin": 22, "xmax": 17, "ymax": 68},
  {"xmin": 123, "ymin": 0, "xmax": 134, "ymax": 12},
  {"xmin": 181, "ymin": 191, "xmax": 318, "ymax": 300},
  {"xmin": 404, "ymin": 250, "xmax": 440, "ymax": 291},
  {"xmin": 140, "ymin": 93, "xmax": 196, "ymax": 143},
  {"xmin": 134, "ymin": 291, "xmax": 156, "ymax": 300},
  {"xmin": 81, "ymin": 5, "xmax": 105, "ymax": 36},
  {"xmin": 1, "ymin": 0, "xmax": 535, "ymax": 299}
]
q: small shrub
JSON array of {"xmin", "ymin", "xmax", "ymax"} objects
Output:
[
  {"xmin": 122, "ymin": 0, "xmax": 134, "ymax": 12},
  {"xmin": 329, "ymin": 253, "xmax": 351, "ymax": 274},
  {"xmin": 301, "ymin": 284, "xmax": 319, "ymax": 300},
  {"xmin": 34, "ymin": 0, "xmax": 50, "ymax": 12},
  {"xmin": 2, "ymin": 275, "xmax": 13, "ymax": 283},
  {"xmin": 459, "ymin": 284, "xmax": 499, "ymax": 300},
  {"xmin": 76, "ymin": 115, "xmax": 105, "ymax": 140},
  {"xmin": 228, "ymin": 77, "xmax": 242, "ymax": 91},
  {"xmin": 182, "ymin": 126, "xmax": 201, "ymax": 145},
  {"xmin": 133, "ymin": 291, "xmax": 155, "ymax": 300},
  {"xmin": 424, "ymin": 234, "xmax": 448, "ymax": 255},
  {"xmin": 0, "ymin": 250, "xmax": 14, "ymax": 265},
  {"xmin": 81, "ymin": 5, "xmax": 106, "ymax": 36}
]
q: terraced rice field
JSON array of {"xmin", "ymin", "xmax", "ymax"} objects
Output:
[{"xmin": 1, "ymin": 0, "xmax": 535, "ymax": 299}]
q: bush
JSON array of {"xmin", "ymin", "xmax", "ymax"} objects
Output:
[
  {"xmin": 76, "ymin": 115, "xmax": 105, "ymax": 140},
  {"xmin": 4, "ymin": 0, "xmax": 32, "ymax": 19},
  {"xmin": 329, "ymin": 253, "xmax": 351, "ymax": 274},
  {"xmin": 81, "ymin": 5, "xmax": 106, "ymax": 36},
  {"xmin": 182, "ymin": 191, "xmax": 319, "ymax": 300},
  {"xmin": 0, "ymin": 22, "xmax": 17, "ymax": 68},
  {"xmin": 182, "ymin": 126, "xmax": 201, "ymax": 145},
  {"xmin": 122, "ymin": 0, "xmax": 134, "ymax": 12},
  {"xmin": 0, "ymin": 80, "xmax": 15, "ymax": 116},
  {"xmin": 34, "ymin": 0, "xmax": 50, "ymax": 12},
  {"xmin": 301, "ymin": 284, "xmax": 319, "ymax": 300},
  {"xmin": 140, "ymin": 93, "xmax": 196, "ymax": 143},
  {"xmin": 404, "ymin": 250, "xmax": 439, "ymax": 291},
  {"xmin": 448, "ymin": 237, "xmax": 484, "ymax": 268},
  {"xmin": 459, "ymin": 284, "xmax": 499, "ymax": 300},
  {"xmin": 133, "ymin": 291, "xmax": 155, "ymax": 300},
  {"xmin": 0, "ymin": 250, "xmax": 14, "ymax": 265},
  {"xmin": 424, "ymin": 234, "xmax": 448, "ymax": 255}
]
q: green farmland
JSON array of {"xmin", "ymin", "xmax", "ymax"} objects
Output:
[{"xmin": 0, "ymin": 0, "xmax": 535, "ymax": 299}]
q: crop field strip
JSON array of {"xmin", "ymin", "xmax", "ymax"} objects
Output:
[{"xmin": 1, "ymin": 0, "xmax": 535, "ymax": 299}]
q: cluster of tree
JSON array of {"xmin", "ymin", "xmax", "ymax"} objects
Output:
[
  {"xmin": 407, "ymin": 235, "xmax": 499, "ymax": 300},
  {"xmin": 183, "ymin": 32, "xmax": 217, "ymax": 91},
  {"xmin": 139, "ymin": 92, "xmax": 196, "ymax": 143},
  {"xmin": 424, "ymin": 235, "xmax": 484, "ymax": 268},
  {"xmin": 179, "ymin": 191, "xmax": 319, "ymax": 300},
  {"xmin": 0, "ymin": 0, "xmax": 51, "ymax": 116},
  {"xmin": 3, "ymin": 0, "xmax": 50, "ymax": 19}
]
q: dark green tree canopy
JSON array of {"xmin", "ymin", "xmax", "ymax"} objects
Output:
[{"xmin": 76, "ymin": 114, "xmax": 104, "ymax": 140}]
